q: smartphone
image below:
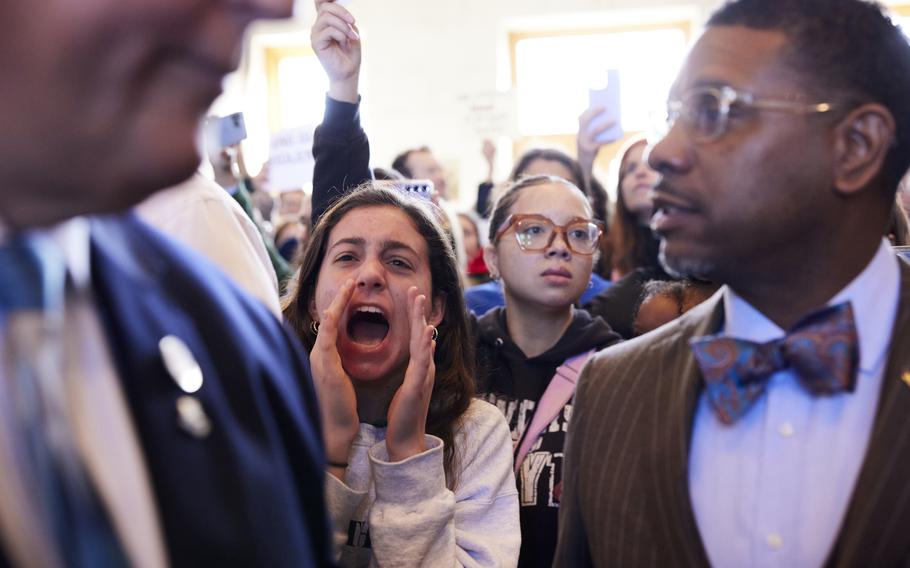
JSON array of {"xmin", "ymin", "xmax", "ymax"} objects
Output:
[
  {"xmin": 206, "ymin": 112, "xmax": 247, "ymax": 149},
  {"xmin": 587, "ymin": 70, "xmax": 623, "ymax": 143},
  {"xmin": 373, "ymin": 179, "xmax": 435, "ymax": 202}
]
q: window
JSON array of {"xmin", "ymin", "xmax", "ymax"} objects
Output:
[
  {"xmin": 893, "ymin": 4, "xmax": 910, "ymax": 35},
  {"xmin": 509, "ymin": 21, "xmax": 691, "ymax": 177},
  {"xmin": 512, "ymin": 25, "xmax": 689, "ymax": 136},
  {"xmin": 265, "ymin": 46, "xmax": 328, "ymax": 132}
]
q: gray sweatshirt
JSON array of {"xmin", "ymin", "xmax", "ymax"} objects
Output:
[{"xmin": 325, "ymin": 399, "xmax": 521, "ymax": 567}]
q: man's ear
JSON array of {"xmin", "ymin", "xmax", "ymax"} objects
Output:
[
  {"xmin": 429, "ymin": 293, "xmax": 446, "ymax": 328},
  {"xmin": 832, "ymin": 102, "xmax": 896, "ymax": 195},
  {"xmin": 483, "ymin": 243, "xmax": 499, "ymax": 280}
]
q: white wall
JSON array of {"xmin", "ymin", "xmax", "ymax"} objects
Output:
[{"xmin": 216, "ymin": 0, "xmax": 725, "ymax": 207}]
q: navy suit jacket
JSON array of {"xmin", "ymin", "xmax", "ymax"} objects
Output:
[{"xmin": 1, "ymin": 214, "xmax": 329, "ymax": 567}]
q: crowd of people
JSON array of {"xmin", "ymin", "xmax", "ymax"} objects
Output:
[{"xmin": 2, "ymin": 0, "xmax": 910, "ymax": 566}]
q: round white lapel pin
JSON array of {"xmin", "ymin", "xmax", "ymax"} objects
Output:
[
  {"xmin": 159, "ymin": 335, "xmax": 203, "ymax": 394},
  {"xmin": 176, "ymin": 395, "xmax": 212, "ymax": 439},
  {"xmin": 159, "ymin": 335, "xmax": 210, "ymax": 439}
]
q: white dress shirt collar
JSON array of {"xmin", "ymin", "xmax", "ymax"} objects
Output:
[
  {"xmin": 723, "ymin": 239, "xmax": 900, "ymax": 374},
  {"xmin": 0, "ymin": 218, "xmax": 92, "ymax": 292},
  {"xmin": 47, "ymin": 218, "xmax": 92, "ymax": 292}
]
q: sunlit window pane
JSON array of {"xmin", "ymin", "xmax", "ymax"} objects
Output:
[
  {"xmin": 277, "ymin": 55, "xmax": 329, "ymax": 129},
  {"xmin": 514, "ymin": 28, "xmax": 688, "ymax": 136},
  {"xmin": 899, "ymin": 16, "xmax": 910, "ymax": 37}
]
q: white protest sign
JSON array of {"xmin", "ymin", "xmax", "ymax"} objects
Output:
[
  {"xmin": 456, "ymin": 90, "xmax": 519, "ymax": 139},
  {"xmin": 269, "ymin": 126, "xmax": 316, "ymax": 192}
]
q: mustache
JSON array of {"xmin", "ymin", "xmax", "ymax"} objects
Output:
[{"xmin": 653, "ymin": 177, "xmax": 679, "ymax": 197}]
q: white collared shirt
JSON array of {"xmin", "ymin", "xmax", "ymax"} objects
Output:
[
  {"xmin": 136, "ymin": 173, "xmax": 281, "ymax": 317},
  {"xmin": 0, "ymin": 218, "xmax": 167, "ymax": 568},
  {"xmin": 689, "ymin": 239, "xmax": 900, "ymax": 568}
]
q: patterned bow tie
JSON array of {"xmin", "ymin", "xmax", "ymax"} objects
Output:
[{"xmin": 690, "ymin": 302, "xmax": 859, "ymax": 425}]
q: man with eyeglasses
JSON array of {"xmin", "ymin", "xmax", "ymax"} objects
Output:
[{"xmin": 555, "ymin": 0, "xmax": 910, "ymax": 566}]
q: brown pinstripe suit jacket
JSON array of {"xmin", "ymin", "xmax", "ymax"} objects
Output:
[{"xmin": 554, "ymin": 262, "xmax": 910, "ymax": 567}]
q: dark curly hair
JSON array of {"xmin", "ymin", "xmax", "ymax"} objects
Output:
[
  {"xmin": 708, "ymin": 0, "xmax": 910, "ymax": 196},
  {"xmin": 282, "ymin": 185, "xmax": 475, "ymax": 486}
]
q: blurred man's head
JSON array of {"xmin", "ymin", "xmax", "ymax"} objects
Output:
[
  {"xmin": 0, "ymin": 0, "xmax": 291, "ymax": 229},
  {"xmin": 392, "ymin": 147, "xmax": 448, "ymax": 199},
  {"xmin": 648, "ymin": 0, "xmax": 910, "ymax": 285}
]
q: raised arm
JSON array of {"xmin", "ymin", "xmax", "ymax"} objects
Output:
[
  {"xmin": 475, "ymin": 139, "xmax": 496, "ymax": 218},
  {"xmin": 310, "ymin": 0, "xmax": 371, "ymax": 226},
  {"xmin": 576, "ymin": 106, "xmax": 616, "ymax": 191}
]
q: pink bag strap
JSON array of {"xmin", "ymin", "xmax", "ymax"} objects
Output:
[{"xmin": 513, "ymin": 349, "xmax": 595, "ymax": 473}]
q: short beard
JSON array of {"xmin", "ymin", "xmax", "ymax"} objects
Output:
[{"xmin": 658, "ymin": 240, "xmax": 715, "ymax": 280}]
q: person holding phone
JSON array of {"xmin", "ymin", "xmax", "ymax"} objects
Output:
[
  {"xmin": 207, "ymin": 125, "xmax": 293, "ymax": 288},
  {"xmin": 598, "ymin": 136, "xmax": 661, "ymax": 280},
  {"xmin": 578, "ymin": 134, "xmax": 673, "ymax": 338}
]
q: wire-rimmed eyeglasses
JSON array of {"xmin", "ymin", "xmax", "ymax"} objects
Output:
[{"xmin": 664, "ymin": 85, "xmax": 837, "ymax": 143}]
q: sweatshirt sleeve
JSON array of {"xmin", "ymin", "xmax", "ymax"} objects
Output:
[
  {"xmin": 366, "ymin": 400, "xmax": 520, "ymax": 567},
  {"xmin": 311, "ymin": 95, "xmax": 372, "ymax": 227}
]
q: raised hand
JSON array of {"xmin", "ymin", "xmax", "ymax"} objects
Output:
[
  {"xmin": 576, "ymin": 106, "xmax": 617, "ymax": 185},
  {"xmin": 482, "ymin": 138, "xmax": 496, "ymax": 182},
  {"xmin": 311, "ymin": 0, "xmax": 361, "ymax": 103},
  {"xmin": 385, "ymin": 287, "xmax": 437, "ymax": 462},
  {"xmin": 309, "ymin": 278, "xmax": 360, "ymax": 475}
]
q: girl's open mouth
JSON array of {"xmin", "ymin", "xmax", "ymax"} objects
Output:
[{"xmin": 347, "ymin": 307, "xmax": 390, "ymax": 347}]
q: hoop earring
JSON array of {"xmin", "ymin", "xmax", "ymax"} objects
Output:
[
  {"xmin": 431, "ymin": 326, "xmax": 439, "ymax": 342},
  {"xmin": 311, "ymin": 321, "xmax": 320, "ymax": 335}
]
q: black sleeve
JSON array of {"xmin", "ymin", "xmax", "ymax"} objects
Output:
[
  {"xmin": 476, "ymin": 181, "xmax": 495, "ymax": 218},
  {"xmin": 311, "ymin": 95, "xmax": 372, "ymax": 227}
]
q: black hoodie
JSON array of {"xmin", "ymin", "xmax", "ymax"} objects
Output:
[{"xmin": 473, "ymin": 307, "xmax": 622, "ymax": 568}]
